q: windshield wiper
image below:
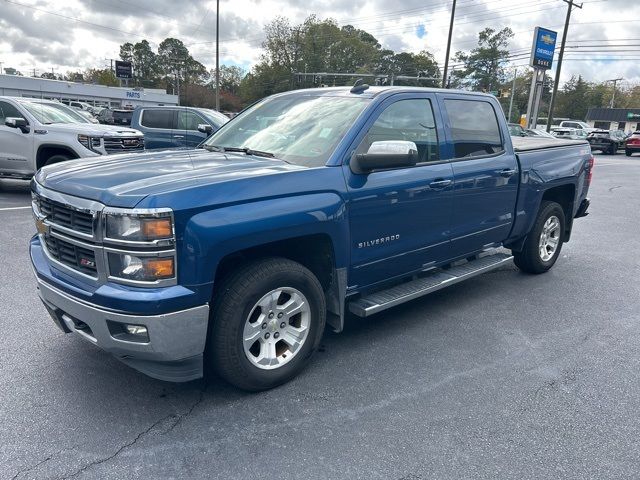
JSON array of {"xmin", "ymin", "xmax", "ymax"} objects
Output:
[{"xmin": 204, "ymin": 145, "xmax": 276, "ymax": 159}]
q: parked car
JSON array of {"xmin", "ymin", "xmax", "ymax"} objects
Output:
[
  {"xmin": 73, "ymin": 108, "xmax": 99, "ymax": 124},
  {"xmin": 624, "ymin": 131, "xmax": 640, "ymax": 156},
  {"xmin": 62, "ymin": 100, "xmax": 94, "ymax": 112},
  {"xmin": 553, "ymin": 128, "xmax": 588, "ymax": 141},
  {"xmin": 587, "ymin": 129, "xmax": 626, "ymax": 154},
  {"xmin": 130, "ymin": 106, "xmax": 229, "ymax": 149},
  {"xmin": 0, "ymin": 96, "xmax": 144, "ymax": 179},
  {"xmin": 558, "ymin": 120, "xmax": 596, "ymax": 133},
  {"xmin": 97, "ymin": 108, "xmax": 133, "ymax": 126},
  {"xmin": 525, "ymin": 128, "xmax": 556, "ymax": 139},
  {"xmin": 29, "ymin": 86, "xmax": 594, "ymax": 390}
]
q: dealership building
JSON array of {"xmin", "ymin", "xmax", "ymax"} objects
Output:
[
  {"xmin": 0, "ymin": 74, "xmax": 178, "ymax": 109},
  {"xmin": 585, "ymin": 108, "xmax": 640, "ymax": 132}
]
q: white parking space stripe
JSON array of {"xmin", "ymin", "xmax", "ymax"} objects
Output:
[{"xmin": 0, "ymin": 206, "xmax": 32, "ymax": 211}]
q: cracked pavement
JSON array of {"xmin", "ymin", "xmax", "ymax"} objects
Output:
[{"xmin": 2, "ymin": 155, "xmax": 640, "ymax": 479}]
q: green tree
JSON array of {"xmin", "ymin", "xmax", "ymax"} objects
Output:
[
  {"xmin": 84, "ymin": 68, "xmax": 119, "ymax": 87},
  {"xmin": 452, "ymin": 27, "xmax": 514, "ymax": 91}
]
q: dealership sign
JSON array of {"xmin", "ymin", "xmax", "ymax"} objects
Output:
[
  {"xmin": 627, "ymin": 112, "xmax": 640, "ymax": 120},
  {"xmin": 115, "ymin": 60, "xmax": 133, "ymax": 79},
  {"xmin": 530, "ymin": 27, "xmax": 557, "ymax": 69}
]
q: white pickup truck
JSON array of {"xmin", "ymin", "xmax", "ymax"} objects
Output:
[{"xmin": 0, "ymin": 97, "xmax": 144, "ymax": 179}]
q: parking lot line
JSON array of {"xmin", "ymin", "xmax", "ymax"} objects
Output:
[{"xmin": 0, "ymin": 206, "xmax": 31, "ymax": 211}]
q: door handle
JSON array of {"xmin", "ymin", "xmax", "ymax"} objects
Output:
[
  {"xmin": 499, "ymin": 168, "xmax": 517, "ymax": 177},
  {"xmin": 173, "ymin": 135, "xmax": 185, "ymax": 138},
  {"xmin": 429, "ymin": 179, "xmax": 452, "ymax": 189}
]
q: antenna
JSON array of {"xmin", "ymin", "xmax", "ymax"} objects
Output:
[{"xmin": 350, "ymin": 78, "xmax": 369, "ymax": 94}]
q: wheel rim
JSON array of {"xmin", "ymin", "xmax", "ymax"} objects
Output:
[
  {"xmin": 538, "ymin": 215, "xmax": 561, "ymax": 262},
  {"xmin": 242, "ymin": 287, "xmax": 311, "ymax": 370}
]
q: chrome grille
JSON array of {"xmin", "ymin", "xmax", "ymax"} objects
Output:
[
  {"xmin": 103, "ymin": 136, "xmax": 144, "ymax": 154},
  {"xmin": 38, "ymin": 196, "xmax": 93, "ymax": 235},
  {"xmin": 44, "ymin": 235, "xmax": 98, "ymax": 276}
]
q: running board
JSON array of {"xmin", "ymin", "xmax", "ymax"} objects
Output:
[{"xmin": 348, "ymin": 252, "xmax": 513, "ymax": 317}]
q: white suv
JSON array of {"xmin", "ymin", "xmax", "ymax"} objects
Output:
[
  {"xmin": 558, "ymin": 120, "xmax": 596, "ymax": 133},
  {"xmin": 0, "ymin": 97, "xmax": 144, "ymax": 179}
]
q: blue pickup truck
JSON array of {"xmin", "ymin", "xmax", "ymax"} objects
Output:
[
  {"xmin": 29, "ymin": 86, "xmax": 593, "ymax": 390},
  {"xmin": 129, "ymin": 105, "xmax": 229, "ymax": 150}
]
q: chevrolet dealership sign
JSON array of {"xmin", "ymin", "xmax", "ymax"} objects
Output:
[{"xmin": 530, "ymin": 27, "xmax": 557, "ymax": 70}]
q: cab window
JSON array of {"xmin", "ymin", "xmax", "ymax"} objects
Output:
[
  {"xmin": 357, "ymin": 99, "xmax": 439, "ymax": 163},
  {"xmin": 0, "ymin": 101, "xmax": 23, "ymax": 125},
  {"xmin": 444, "ymin": 99, "xmax": 504, "ymax": 159}
]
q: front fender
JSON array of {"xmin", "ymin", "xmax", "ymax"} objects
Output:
[{"xmin": 179, "ymin": 192, "xmax": 349, "ymax": 287}]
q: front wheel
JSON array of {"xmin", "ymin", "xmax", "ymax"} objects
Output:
[
  {"xmin": 208, "ymin": 257, "xmax": 326, "ymax": 391},
  {"xmin": 512, "ymin": 201, "xmax": 565, "ymax": 274},
  {"xmin": 626, "ymin": 149, "xmax": 632, "ymax": 157},
  {"xmin": 609, "ymin": 143, "xmax": 617, "ymax": 155}
]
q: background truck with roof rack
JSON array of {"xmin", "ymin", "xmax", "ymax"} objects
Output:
[
  {"xmin": 0, "ymin": 96, "xmax": 144, "ymax": 180},
  {"xmin": 30, "ymin": 85, "xmax": 593, "ymax": 391}
]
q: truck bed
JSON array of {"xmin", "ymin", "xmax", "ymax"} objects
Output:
[{"xmin": 512, "ymin": 137, "xmax": 589, "ymax": 152}]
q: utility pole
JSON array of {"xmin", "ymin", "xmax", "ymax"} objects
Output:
[
  {"xmin": 546, "ymin": 0, "xmax": 582, "ymax": 132},
  {"xmin": 508, "ymin": 68, "xmax": 517, "ymax": 122},
  {"xmin": 442, "ymin": 0, "xmax": 456, "ymax": 89},
  {"xmin": 0, "ymin": 62, "xmax": 3, "ymax": 75},
  {"xmin": 606, "ymin": 78, "xmax": 623, "ymax": 108},
  {"xmin": 215, "ymin": 0, "xmax": 220, "ymax": 111}
]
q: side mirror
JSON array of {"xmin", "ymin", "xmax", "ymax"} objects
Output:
[
  {"xmin": 198, "ymin": 124, "xmax": 213, "ymax": 135},
  {"xmin": 5, "ymin": 117, "xmax": 30, "ymax": 133},
  {"xmin": 350, "ymin": 140, "xmax": 419, "ymax": 174}
]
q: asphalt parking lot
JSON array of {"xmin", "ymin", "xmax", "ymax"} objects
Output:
[{"xmin": 1, "ymin": 153, "xmax": 639, "ymax": 480}]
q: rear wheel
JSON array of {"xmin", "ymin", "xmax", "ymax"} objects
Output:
[
  {"xmin": 626, "ymin": 149, "xmax": 632, "ymax": 157},
  {"xmin": 209, "ymin": 257, "xmax": 326, "ymax": 391},
  {"xmin": 512, "ymin": 201, "xmax": 565, "ymax": 274}
]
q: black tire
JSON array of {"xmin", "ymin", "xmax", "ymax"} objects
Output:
[
  {"xmin": 512, "ymin": 201, "xmax": 565, "ymax": 274},
  {"xmin": 45, "ymin": 154, "xmax": 71, "ymax": 167},
  {"xmin": 609, "ymin": 143, "xmax": 617, "ymax": 155},
  {"xmin": 626, "ymin": 149, "xmax": 632, "ymax": 157},
  {"xmin": 208, "ymin": 257, "xmax": 326, "ymax": 391}
]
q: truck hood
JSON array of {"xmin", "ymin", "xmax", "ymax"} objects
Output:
[
  {"xmin": 42, "ymin": 123, "xmax": 142, "ymax": 137},
  {"xmin": 35, "ymin": 148, "xmax": 305, "ymax": 208}
]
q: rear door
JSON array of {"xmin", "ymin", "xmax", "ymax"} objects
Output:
[
  {"xmin": 0, "ymin": 100, "xmax": 34, "ymax": 175},
  {"xmin": 440, "ymin": 96, "xmax": 519, "ymax": 258},
  {"xmin": 138, "ymin": 109, "xmax": 178, "ymax": 150},
  {"xmin": 344, "ymin": 93, "xmax": 453, "ymax": 287}
]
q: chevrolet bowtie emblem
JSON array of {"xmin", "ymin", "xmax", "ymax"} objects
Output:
[{"xmin": 541, "ymin": 34, "xmax": 554, "ymax": 45}]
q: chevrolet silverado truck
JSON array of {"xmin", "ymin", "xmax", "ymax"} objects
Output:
[
  {"xmin": 0, "ymin": 96, "xmax": 144, "ymax": 180},
  {"xmin": 29, "ymin": 86, "xmax": 593, "ymax": 391}
]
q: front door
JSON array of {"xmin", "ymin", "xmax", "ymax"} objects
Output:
[
  {"xmin": 0, "ymin": 100, "xmax": 33, "ymax": 175},
  {"xmin": 344, "ymin": 94, "xmax": 453, "ymax": 288},
  {"xmin": 440, "ymin": 97, "xmax": 519, "ymax": 257},
  {"xmin": 176, "ymin": 110, "xmax": 209, "ymax": 148}
]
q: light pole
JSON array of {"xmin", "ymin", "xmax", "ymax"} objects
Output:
[{"xmin": 215, "ymin": 0, "xmax": 220, "ymax": 111}]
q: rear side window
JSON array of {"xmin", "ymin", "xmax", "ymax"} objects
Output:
[
  {"xmin": 0, "ymin": 101, "xmax": 23, "ymax": 124},
  {"xmin": 141, "ymin": 109, "xmax": 176, "ymax": 129},
  {"xmin": 444, "ymin": 99, "xmax": 504, "ymax": 159}
]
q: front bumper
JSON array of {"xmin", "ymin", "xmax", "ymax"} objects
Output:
[{"xmin": 36, "ymin": 275, "xmax": 209, "ymax": 382}]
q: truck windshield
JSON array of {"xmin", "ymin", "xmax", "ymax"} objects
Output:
[
  {"xmin": 21, "ymin": 102, "xmax": 83, "ymax": 124},
  {"xmin": 203, "ymin": 95, "xmax": 370, "ymax": 167}
]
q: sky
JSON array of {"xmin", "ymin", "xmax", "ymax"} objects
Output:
[{"xmin": 0, "ymin": 0, "xmax": 638, "ymax": 87}]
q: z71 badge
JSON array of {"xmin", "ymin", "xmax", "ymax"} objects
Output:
[{"xmin": 358, "ymin": 234, "xmax": 400, "ymax": 248}]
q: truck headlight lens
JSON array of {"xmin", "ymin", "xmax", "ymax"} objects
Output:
[
  {"xmin": 78, "ymin": 135, "xmax": 101, "ymax": 151},
  {"xmin": 108, "ymin": 253, "xmax": 175, "ymax": 282},
  {"xmin": 105, "ymin": 214, "xmax": 173, "ymax": 242}
]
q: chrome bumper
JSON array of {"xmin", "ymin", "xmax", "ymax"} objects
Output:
[{"xmin": 36, "ymin": 277, "xmax": 209, "ymax": 382}]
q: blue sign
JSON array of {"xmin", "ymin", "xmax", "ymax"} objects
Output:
[{"xmin": 530, "ymin": 27, "xmax": 557, "ymax": 70}]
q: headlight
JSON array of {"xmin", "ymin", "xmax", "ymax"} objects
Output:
[
  {"xmin": 105, "ymin": 212, "xmax": 174, "ymax": 243},
  {"xmin": 78, "ymin": 134, "xmax": 101, "ymax": 152},
  {"xmin": 108, "ymin": 252, "xmax": 175, "ymax": 282}
]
